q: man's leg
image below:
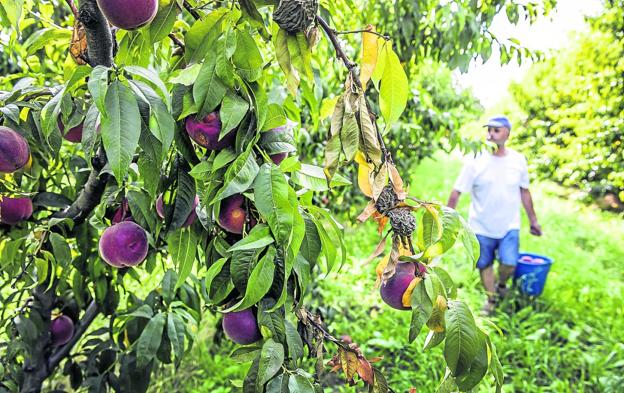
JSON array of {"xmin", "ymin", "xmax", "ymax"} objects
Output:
[
  {"xmin": 497, "ymin": 230, "xmax": 520, "ymax": 296},
  {"xmin": 475, "ymin": 235, "xmax": 497, "ymax": 314}
]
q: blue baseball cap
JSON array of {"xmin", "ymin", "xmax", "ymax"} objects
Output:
[{"xmin": 484, "ymin": 115, "xmax": 512, "ymax": 131}]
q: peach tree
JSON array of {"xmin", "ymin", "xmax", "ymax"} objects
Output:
[{"xmin": 0, "ymin": 0, "xmax": 517, "ymax": 392}]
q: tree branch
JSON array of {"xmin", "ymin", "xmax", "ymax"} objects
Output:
[
  {"xmin": 19, "ymin": 1, "xmax": 114, "ymax": 391},
  {"xmin": 78, "ymin": 0, "xmax": 114, "ymax": 67},
  {"xmin": 315, "ymin": 15, "xmax": 389, "ymax": 161},
  {"xmin": 48, "ymin": 300, "xmax": 99, "ymax": 370},
  {"xmin": 182, "ymin": 0, "xmax": 202, "ymax": 20}
]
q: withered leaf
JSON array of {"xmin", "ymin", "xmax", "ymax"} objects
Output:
[
  {"xmin": 358, "ymin": 94, "xmax": 382, "ymax": 166},
  {"xmin": 339, "ymin": 348, "xmax": 359, "ymax": 384},
  {"xmin": 70, "ymin": 21, "xmax": 88, "ymax": 65},
  {"xmin": 357, "ymin": 357, "xmax": 375, "ymax": 385},
  {"xmin": 357, "ymin": 200, "xmax": 377, "ymax": 223}
]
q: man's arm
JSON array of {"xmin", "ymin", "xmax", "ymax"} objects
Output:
[
  {"xmin": 520, "ymin": 188, "xmax": 542, "ymax": 236},
  {"xmin": 447, "ymin": 189, "xmax": 462, "ymax": 209}
]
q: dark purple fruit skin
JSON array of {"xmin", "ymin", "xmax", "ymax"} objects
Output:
[
  {"xmin": 269, "ymin": 152, "xmax": 288, "ymax": 165},
  {"xmin": 185, "ymin": 112, "xmax": 236, "ymax": 151},
  {"xmin": 99, "ymin": 221, "xmax": 149, "ymax": 268},
  {"xmin": 0, "ymin": 126, "xmax": 30, "ymax": 173},
  {"xmin": 112, "ymin": 199, "xmax": 131, "ymax": 224},
  {"xmin": 218, "ymin": 194, "xmax": 247, "ymax": 234},
  {"xmin": 223, "ymin": 309, "xmax": 261, "ymax": 345},
  {"xmin": 0, "ymin": 196, "xmax": 33, "ymax": 225},
  {"xmin": 380, "ymin": 263, "xmax": 417, "ymax": 311},
  {"xmin": 156, "ymin": 194, "xmax": 199, "ymax": 227},
  {"xmin": 50, "ymin": 315, "xmax": 75, "ymax": 346},
  {"xmin": 96, "ymin": 0, "xmax": 158, "ymax": 30}
]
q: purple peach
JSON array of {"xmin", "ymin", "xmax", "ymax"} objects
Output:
[
  {"xmin": 222, "ymin": 309, "xmax": 261, "ymax": 345},
  {"xmin": 0, "ymin": 196, "xmax": 33, "ymax": 225},
  {"xmin": 380, "ymin": 263, "xmax": 417, "ymax": 311},
  {"xmin": 155, "ymin": 193, "xmax": 199, "ymax": 227},
  {"xmin": 50, "ymin": 315, "xmax": 75, "ymax": 346},
  {"xmin": 218, "ymin": 194, "xmax": 248, "ymax": 234},
  {"xmin": 96, "ymin": 0, "xmax": 158, "ymax": 30},
  {"xmin": 99, "ymin": 221, "xmax": 148, "ymax": 268},
  {"xmin": 185, "ymin": 112, "xmax": 236, "ymax": 151},
  {"xmin": 0, "ymin": 126, "xmax": 30, "ymax": 173}
]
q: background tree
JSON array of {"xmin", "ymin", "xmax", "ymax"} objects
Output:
[{"xmin": 509, "ymin": 0, "xmax": 624, "ymax": 209}]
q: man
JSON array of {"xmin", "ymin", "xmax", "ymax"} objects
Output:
[{"xmin": 447, "ymin": 115, "xmax": 542, "ymax": 314}]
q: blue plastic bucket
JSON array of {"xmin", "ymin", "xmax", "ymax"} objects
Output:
[{"xmin": 514, "ymin": 252, "xmax": 553, "ymax": 296}]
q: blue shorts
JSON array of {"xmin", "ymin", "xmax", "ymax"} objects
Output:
[{"xmin": 475, "ymin": 230, "xmax": 519, "ymax": 270}]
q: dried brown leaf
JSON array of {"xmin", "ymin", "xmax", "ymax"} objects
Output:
[
  {"xmin": 70, "ymin": 21, "xmax": 88, "ymax": 65},
  {"xmin": 357, "ymin": 357, "xmax": 375, "ymax": 385},
  {"xmin": 357, "ymin": 201, "xmax": 377, "ymax": 223}
]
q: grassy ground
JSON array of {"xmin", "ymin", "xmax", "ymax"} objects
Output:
[{"xmin": 153, "ymin": 153, "xmax": 624, "ymax": 392}]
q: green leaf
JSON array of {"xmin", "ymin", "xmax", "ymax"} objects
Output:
[
  {"xmin": 486, "ymin": 334, "xmax": 504, "ymax": 393},
  {"xmin": 287, "ymin": 32, "xmax": 313, "ymax": 80},
  {"xmin": 148, "ymin": 0, "xmax": 179, "ymax": 43},
  {"xmin": 169, "ymin": 63, "xmax": 202, "ymax": 86},
  {"xmin": 378, "ymin": 44, "xmax": 408, "ymax": 130},
  {"xmin": 212, "ymin": 148, "xmax": 259, "ymax": 202},
  {"xmin": 455, "ymin": 330, "xmax": 489, "ymax": 391},
  {"xmin": 230, "ymin": 345, "xmax": 262, "ymax": 363},
  {"xmin": 232, "ymin": 30, "xmax": 264, "ymax": 82},
  {"xmin": 167, "ymin": 229, "xmax": 199, "ymax": 289},
  {"xmin": 124, "ymin": 66, "xmax": 170, "ymax": 107},
  {"xmin": 285, "ymin": 319, "xmax": 304, "ymax": 363},
  {"xmin": 219, "ymin": 92, "xmax": 249, "ymax": 140},
  {"xmin": 459, "ymin": 215, "xmax": 480, "ymax": 263},
  {"xmin": 409, "ymin": 277, "xmax": 433, "ymax": 342},
  {"xmin": 185, "ymin": 8, "xmax": 228, "ymax": 62},
  {"xmin": 254, "ymin": 164, "xmax": 294, "ymax": 246},
  {"xmin": 432, "ymin": 267, "xmax": 457, "ymax": 299},
  {"xmin": 193, "ymin": 55, "xmax": 227, "ymax": 117},
  {"xmin": 369, "ymin": 368, "xmax": 389, "ymax": 393},
  {"xmin": 24, "ymin": 28, "xmax": 72, "ymax": 56},
  {"xmin": 49, "ymin": 232, "xmax": 72, "ymax": 267},
  {"xmin": 128, "ymin": 80, "xmax": 175, "ymax": 157},
  {"xmin": 88, "ymin": 66, "xmax": 110, "ymax": 114},
  {"xmin": 299, "ymin": 214, "xmax": 321, "ymax": 266},
  {"xmin": 273, "ymin": 26, "xmax": 299, "ymax": 95},
  {"xmin": 226, "ymin": 246, "xmax": 276, "ymax": 312},
  {"xmin": 212, "ymin": 148, "xmax": 237, "ymax": 171},
  {"xmin": 40, "ymin": 87, "xmax": 65, "ymax": 140},
  {"xmin": 189, "ymin": 161, "xmax": 212, "ymax": 180},
  {"xmin": 444, "ymin": 301, "xmax": 479, "ymax": 377},
  {"xmin": 0, "ymin": 0, "xmax": 23, "ymax": 31},
  {"xmin": 137, "ymin": 313, "xmax": 166, "ymax": 368},
  {"xmin": 100, "ymin": 81, "xmax": 141, "ymax": 185},
  {"xmin": 424, "ymin": 207, "xmax": 462, "ymax": 258},
  {"xmin": 291, "ymin": 164, "xmax": 351, "ymax": 191},
  {"xmin": 288, "ymin": 373, "xmax": 315, "ymax": 393},
  {"xmin": 228, "ymin": 224, "xmax": 275, "ymax": 252},
  {"xmin": 167, "ymin": 312, "xmax": 186, "ymax": 365},
  {"xmin": 260, "ymin": 104, "xmax": 287, "ymax": 132},
  {"xmin": 424, "ymin": 330, "xmax": 446, "ymax": 350},
  {"xmin": 257, "ymin": 339, "xmax": 285, "ymax": 387},
  {"xmin": 204, "ymin": 257, "xmax": 230, "ymax": 302}
]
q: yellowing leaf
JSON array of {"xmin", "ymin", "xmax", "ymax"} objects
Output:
[
  {"xmin": 360, "ymin": 25, "xmax": 378, "ymax": 88},
  {"xmin": 427, "ymin": 295, "xmax": 448, "ymax": 333},
  {"xmin": 402, "ymin": 276, "xmax": 423, "ymax": 308},
  {"xmin": 356, "ymin": 152, "xmax": 374, "ymax": 198},
  {"xmin": 371, "ymin": 38, "xmax": 388, "ymax": 88},
  {"xmin": 273, "ymin": 26, "xmax": 300, "ymax": 95}
]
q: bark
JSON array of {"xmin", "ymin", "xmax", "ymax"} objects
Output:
[{"xmin": 19, "ymin": 1, "xmax": 113, "ymax": 391}]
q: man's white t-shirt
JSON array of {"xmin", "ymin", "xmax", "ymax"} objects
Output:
[{"xmin": 454, "ymin": 148, "xmax": 530, "ymax": 239}]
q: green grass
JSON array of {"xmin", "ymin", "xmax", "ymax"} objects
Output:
[{"xmin": 153, "ymin": 153, "xmax": 624, "ymax": 392}]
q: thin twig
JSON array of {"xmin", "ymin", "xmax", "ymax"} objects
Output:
[
  {"xmin": 182, "ymin": 0, "xmax": 202, "ymax": 20},
  {"xmin": 334, "ymin": 29, "xmax": 391, "ymax": 40},
  {"xmin": 65, "ymin": 0, "xmax": 80, "ymax": 20},
  {"xmin": 315, "ymin": 15, "xmax": 389, "ymax": 161},
  {"xmin": 168, "ymin": 33, "xmax": 185, "ymax": 50}
]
